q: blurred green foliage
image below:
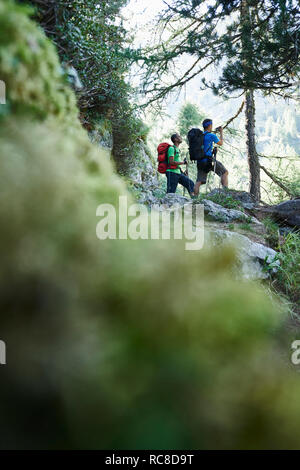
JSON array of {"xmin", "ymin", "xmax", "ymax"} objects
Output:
[
  {"xmin": 177, "ymin": 102, "xmax": 205, "ymax": 139},
  {"xmin": 0, "ymin": 0, "xmax": 78, "ymax": 122},
  {"xmin": 1, "ymin": 0, "xmax": 300, "ymax": 450}
]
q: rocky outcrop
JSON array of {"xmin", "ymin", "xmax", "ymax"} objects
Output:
[
  {"xmin": 130, "ymin": 142, "xmax": 158, "ymax": 187},
  {"xmin": 207, "ymin": 189, "xmax": 257, "ymax": 210},
  {"xmin": 257, "ymin": 199, "xmax": 300, "ymax": 228},
  {"xmin": 62, "ymin": 63, "xmax": 83, "ymax": 91},
  {"xmin": 144, "ymin": 194, "xmax": 277, "ymax": 279},
  {"xmin": 128, "ymin": 141, "xmax": 160, "ymax": 204},
  {"xmin": 89, "ymin": 128, "xmax": 113, "ymax": 151},
  {"xmin": 158, "ymin": 194, "xmax": 191, "ymax": 207},
  {"xmin": 207, "ymin": 189, "xmax": 300, "ymax": 228},
  {"xmin": 208, "ymin": 229, "xmax": 279, "ymax": 280},
  {"xmin": 202, "ymin": 198, "xmax": 261, "ymax": 224},
  {"xmin": 87, "ymin": 118, "xmax": 114, "ymax": 150}
]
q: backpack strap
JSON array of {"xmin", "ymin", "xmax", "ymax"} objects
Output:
[{"xmin": 167, "ymin": 145, "xmax": 177, "ymax": 167}]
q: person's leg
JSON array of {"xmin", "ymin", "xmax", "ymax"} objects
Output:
[
  {"xmin": 178, "ymin": 173, "xmax": 195, "ymax": 196},
  {"xmin": 194, "ymin": 181, "xmax": 202, "ymax": 196},
  {"xmin": 221, "ymin": 171, "xmax": 229, "ymax": 187},
  {"xmin": 166, "ymin": 172, "xmax": 171, "ymax": 193},
  {"xmin": 166, "ymin": 172, "xmax": 180, "ymax": 193},
  {"xmin": 215, "ymin": 161, "xmax": 229, "ymax": 188},
  {"xmin": 194, "ymin": 166, "xmax": 207, "ymax": 196},
  {"xmin": 166, "ymin": 173, "xmax": 170, "ymax": 193}
]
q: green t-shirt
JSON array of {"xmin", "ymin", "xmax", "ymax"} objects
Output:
[{"xmin": 166, "ymin": 146, "xmax": 181, "ymax": 174}]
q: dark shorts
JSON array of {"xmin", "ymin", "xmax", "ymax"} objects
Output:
[
  {"xmin": 166, "ymin": 171, "xmax": 194, "ymax": 195},
  {"xmin": 197, "ymin": 160, "xmax": 227, "ymax": 184}
]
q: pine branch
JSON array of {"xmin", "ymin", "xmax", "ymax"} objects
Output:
[{"xmin": 143, "ymin": 56, "xmax": 215, "ymax": 106}]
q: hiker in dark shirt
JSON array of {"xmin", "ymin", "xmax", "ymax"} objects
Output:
[
  {"xmin": 166, "ymin": 133, "xmax": 195, "ymax": 196},
  {"xmin": 193, "ymin": 119, "xmax": 228, "ymax": 196}
]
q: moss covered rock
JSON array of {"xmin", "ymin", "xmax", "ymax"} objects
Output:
[
  {"xmin": 0, "ymin": 0, "xmax": 77, "ymax": 122},
  {"xmin": 1, "ymin": 118, "xmax": 299, "ymax": 450}
]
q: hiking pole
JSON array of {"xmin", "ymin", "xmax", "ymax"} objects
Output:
[
  {"xmin": 205, "ymin": 172, "xmax": 210, "ymax": 195},
  {"xmin": 213, "ymin": 147, "xmax": 222, "ymax": 191},
  {"xmin": 213, "ymin": 147, "xmax": 217, "ymax": 174},
  {"xmin": 212, "ymin": 147, "xmax": 218, "ymax": 191},
  {"xmin": 206, "ymin": 147, "xmax": 217, "ymax": 194},
  {"xmin": 183, "ymin": 155, "xmax": 188, "ymax": 197}
]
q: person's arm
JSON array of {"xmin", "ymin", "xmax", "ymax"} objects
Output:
[
  {"xmin": 168, "ymin": 148, "xmax": 186, "ymax": 166},
  {"xmin": 168, "ymin": 157, "xmax": 186, "ymax": 165},
  {"xmin": 216, "ymin": 126, "xmax": 223, "ymax": 146}
]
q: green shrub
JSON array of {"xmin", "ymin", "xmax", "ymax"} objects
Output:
[
  {"xmin": 276, "ymin": 232, "xmax": 300, "ymax": 305},
  {"xmin": 263, "ymin": 218, "xmax": 300, "ymax": 305},
  {"xmin": 239, "ymin": 222, "xmax": 255, "ymax": 232},
  {"xmin": 26, "ymin": 0, "xmax": 130, "ymax": 118},
  {"xmin": 263, "ymin": 217, "xmax": 280, "ymax": 249},
  {"xmin": 203, "ymin": 192, "xmax": 244, "ymax": 211}
]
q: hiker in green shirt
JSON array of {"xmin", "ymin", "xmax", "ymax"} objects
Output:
[{"xmin": 166, "ymin": 133, "xmax": 195, "ymax": 196}]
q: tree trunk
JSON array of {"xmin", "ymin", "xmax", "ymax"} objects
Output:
[
  {"xmin": 245, "ymin": 90, "xmax": 260, "ymax": 202},
  {"xmin": 240, "ymin": 1, "xmax": 261, "ymax": 202}
]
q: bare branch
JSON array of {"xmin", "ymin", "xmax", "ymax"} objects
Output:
[
  {"xmin": 222, "ymin": 100, "xmax": 245, "ymax": 130},
  {"xmin": 258, "ymin": 154, "xmax": 300, "ymax": 161},
  {"xmin": 260, "ymin": 165, "xmax": 294, "ymax": 198}
]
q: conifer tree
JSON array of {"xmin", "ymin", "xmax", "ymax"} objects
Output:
[
  {"xmin": 178, "ymin": 102, "xmax": 204, "ymax": 137},
  {"xmin": 135, "ymin": 0, "xmax": 299, "ymax": 200}
]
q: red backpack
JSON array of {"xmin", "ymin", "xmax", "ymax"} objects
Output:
[{"xmin": 157, "ymin": 143, "xmax": 177, "ymax": 174}]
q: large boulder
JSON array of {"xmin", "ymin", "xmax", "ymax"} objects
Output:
[
  {"xmin": 207, "ymin": 189, "xmax": 257, "ymax": 210},
  {"xmin": 270, "ymin": 199, "xmax": 300, "ymax": 228},
  {"xmin": 123, "ymin": 140, "xmax": 160, "ymax": 203},
  {"xmin": 255, "ymin": 198, "xmax": 300, "ymax": 228},
  {"xmin": 202, "ymin": 199, "xmax": 261, "ymax": 224},
  {"xmin": 159, "ymin": 193, "xmax": 191, "ymax": 207},
  {"xmin": 207, "ymin": 229, "xmax": 279, "ymax": 279}
]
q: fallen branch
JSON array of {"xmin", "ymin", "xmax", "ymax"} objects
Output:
[
  {"xmin": 258, "ymin": 154, "xmax": 300, "ymax": 160},
  {"xmin": 260, "ymin": 165, "xmax": 294, "ymax": 198}
]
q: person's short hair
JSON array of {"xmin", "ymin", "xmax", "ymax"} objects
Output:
[
  {"xmin": 171, "ymin": 133, "xmax": 178, "ymax": 144},
  {"xmin": 203, "ymin": 119, "xmax": 213, "ymax": 129}
]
